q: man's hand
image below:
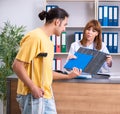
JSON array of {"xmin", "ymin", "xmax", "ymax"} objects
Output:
[
  {"xmin": 67, "ymin": 67, "xmax": 82, "ymax": 79},
  {"xmin": 30, "ymin": 85, "xmax": 44, "ymax": 98}
]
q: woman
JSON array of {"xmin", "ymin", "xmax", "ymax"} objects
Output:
[{"xmin": 67, "ymin": 19, "xmax": 112, "ymax": 73}]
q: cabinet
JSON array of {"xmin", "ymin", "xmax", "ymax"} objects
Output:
[
  {"xmin": 46, "ymin": 0, "xmax": 120, "ymax": 73},
  {"xmin": 6, "ymin": 75, "xmax": 21, "ymax": 114},
  {"xmin": 53, "ymin": 80, "xmax": 120, "ymax": 114},
  {"xmin": 7, "ymin": 75, "xmax": 120, "ymax": 114}
]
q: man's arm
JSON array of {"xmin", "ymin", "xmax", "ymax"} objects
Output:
[
  {"xmin": 53, "ymin": 67, "xmax": 82, "ymax": 80},
  {"xmin": 12, "ymin": 59, "xmax": 44, "ymax": 98}
]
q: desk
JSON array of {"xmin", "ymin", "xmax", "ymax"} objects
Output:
[{"xmin": 7, "ymin": 74, "xmax": 120, "ymax": 114}]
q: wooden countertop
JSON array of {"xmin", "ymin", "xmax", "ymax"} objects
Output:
[{"xmin": 7, "ymin": 73, "xmax": 120, "ymax": 84}]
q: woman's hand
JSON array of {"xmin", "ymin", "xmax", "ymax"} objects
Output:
[
  {"xmin": 67, "ymin": 54, "xmax": 77, "ymax": 60},
  {"xmin": 106, "ymin": 55, "xmax": 112, "ymax": 67}
]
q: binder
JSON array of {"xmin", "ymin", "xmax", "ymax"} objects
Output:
[
  {"xmin": 79, "ymin": 32, "xmax": 83, "ymax": 40},
  {"xmin": 46, "ymin": 5, "xmax": 52, "ymax": 12},
  {"xmin": 98, "ymin": 6, "xmax": 103, "ymax": 26},
  {"xmin": 74, "ymin": 32, "xmax": 80, "ymax": 42},
  {"xmin": 113, "ymin": 33, "xmax": 118, "ymax": 53},
  {"xmin": 102, "ymin": 32, "xmax": 108, "ymax": 48},
  {"xmin": 50, "ymin": 35, "xmax": 56, "ymax": 52},
  {"xmin": 74, "ymin": 32, "xmax": 83, "ymax": 42},
  {"xmin": 52, "ymin": 59, "xmax": 56, "ymax": 70},
  {"xmin": 61, "ymin": 32, "xmax": 66, "ymax": 52},
  {"xmin": 113, "ymin": 6, "xmax": 119, "ymax": 26},
  {"xmin": 46, "ymin": 5, "xmax": 58, "ymax": 12},
  {"xmin": 108, "ymin": 6, "xmax": 113, "ymax": 26},
  {"xmin": 56, "ymin": 58, "xmax": 61, "ymax": 70},
  {"xmin": 52, "ymin": 5, "xmax": 58, "ymax": 9},
  {"xmin": 56, "ymin": 36, "xmax": 61, "ymax": 52},
  {"xmin": 108, "ymin": 33, "xmax": 113, "ymax": 53},
  {"xmin": 103, "ymin": 5, "xmax": 108, "ymax": 26},
  {"xmin": 64, "ymin": 47, "xmax": 108, "ymax": 74}
]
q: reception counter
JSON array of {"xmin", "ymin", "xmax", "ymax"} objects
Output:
[{"xmin": 7, "ymin": 74, "xmax": 120, "ymax": 114}]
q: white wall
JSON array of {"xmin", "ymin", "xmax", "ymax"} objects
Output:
[{"xmin": 0, "ymin": 0, "xmax": 46, "ymax": 33}]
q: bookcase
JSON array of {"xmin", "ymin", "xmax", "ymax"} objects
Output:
[{"xmin": 46, "ymin": 0, "xmax": 120, "ymax": 73}]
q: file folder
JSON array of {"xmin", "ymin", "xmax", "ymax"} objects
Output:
[
  {"xmin": 108, "ymin": 6, "xmax": 113, "ymax": 26},
  {"xmin": 50, "ymin": 35, "xmax": 56, "ymax": 52},
  {"xmin": 102, "ymin": 32, "xmax": 108, "ymax": 48},
  {"xmin": 79, "ymin": 32, "xmax": 83, "ymax": 40},
  {"xmin": 98, "ymin": 6, "xmax": 103, "ymax": 26},
  {"xmin": 56, "ymin": 36, "xmax": 61, "ymax": 52},
  {"xmin": 46, "ymin": 5, "xmax": 58, "ymax": 12},
  {"xmin": 46, "ymin": 5, "xmax": 52, "ymax": 12},
  {"xmin": 56, "ymin": 58, "xmax": 62, "ymax": 70},
  {"xmin": 74, "ymin": 32, "xmax": 80, "ymax": 42},
  {"xmin": 64, "ymin": 52, "xmax": 93, "ymax": 71},
  {"xmin": 108, "ymin": 33, "xmax": 113, "ymax": 53},
  {"xmin": 113, "ymin": 33, "xmax": 118, "ymax": 53},
  {"xmin": 52, "ymin": 59, "xmax": 56, "ymax": 70},
  {"xmin": 64, "ymin": 47, "xmax": 108, "ymax": 74},
  {"xmin": 74, "ymin": 32, "xmax": 83, "ymax": 42},
  {"xmin": 61, "ymin": 32, "xmax": 66, "ymax": 52},
  {"xmin": 113, "ymin": 6, "xmax": 119, "ymax": 26},
  {"xmin": 103, "ymin": 5, "xmax": 108, "ymax": 26}
]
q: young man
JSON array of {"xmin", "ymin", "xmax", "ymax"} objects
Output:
[{"xmin": 12, "ymin": 7, "xmax": 82, "ymax": 114}]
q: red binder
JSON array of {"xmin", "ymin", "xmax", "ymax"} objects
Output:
[{"xmin": 56, "ymin": 36, "xmax": 61, "ymax": 52}]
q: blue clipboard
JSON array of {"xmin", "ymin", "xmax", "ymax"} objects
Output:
[{"xmin": 64, "ymin": 52, "xmax": 93, "ymax": 71}]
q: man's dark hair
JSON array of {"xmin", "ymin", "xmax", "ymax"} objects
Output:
[{"xmin": 38, "ymin": 7, "xmax": 69, "ymax": 23}]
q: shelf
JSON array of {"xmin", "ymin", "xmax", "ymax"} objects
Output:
[
  {"xmin": 54, "ymin": 52, "xmax": 69, "ymax": 55},
  {"xmin": 66, "ymin": 26, "xmax": 85, "ymax": 29},
  {"xmin": 111, "ymin": 53, "xmax": 120, "ymax": 56},
  {"xmin": 54, "ymin": 53, "xmax": 120, "ymax": 55},
  {"xmin": 102, "ymin": 26, "xmax": 120, "ymax": 29},
  {"xmin": 67, "ymin": 26, "xmax": 120, "ymax": 29},
  {"xmin": 99, "ymin": 0, "xmax": 120, "ymax": 2},
  {"xmin": 47, "ymin": 0, "xmax": 120, "ymax": 2},
  {"xmin": 47, "ymin": 0, "xmax": 96, "ymax": 2}
]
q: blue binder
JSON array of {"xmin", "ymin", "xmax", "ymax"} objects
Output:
[
  {"xmin": 64, "ymin": 52, "xmax": 93, "ymax": 71},
  {"xmin": 46, "ymin": 5, "xmax": 52, "ymax": 12},
  {"xmin": 103, "ymin": 5, "xmax": 108, "ymax": 26},
  {"xmin": 46, "ymin": 5, "xmax": 58, "ymax": 12},
  {"xmin": 113, "ymin": 33, "xmax": 118, "ymax": 53},
  {"xmin": 108, "ymin": 6, "xmax": 113, "ymax": 26},
  {"xmin": 98, "ymin": 6, "xmax": 104, "ymax": 26},
  {"xmin": 102, "ymin": 32, "xmax": 108, "ymax": 48},
  {"xmin": 50, "ymin": 35, "xmax": 56, "ymax": 52},
  {"xmin": 74, "ymin": 32, "xmax": 80, "ymax": 42},
  {"xmin": 108, "ymin": 33, "xmax": 113, "ymax": 53},
  {"xmin": 113, "ymin": 6, "xmax": 119, "ymax": 26}
]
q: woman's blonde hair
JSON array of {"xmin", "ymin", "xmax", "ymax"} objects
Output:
[{"xmin": 80, "ymin": 19, "xmax": 102, "ymax": 50}]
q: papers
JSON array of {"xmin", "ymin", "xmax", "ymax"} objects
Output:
[
  {"xmin": 74, "ymin": 73, "xmax": 92, "ymax": 79},
  {"xmin": 64, "ymin": 47, "xmax": 108, "ymax": 75},
  {"xmin": 64, "ymin": 52, "xmax": 93, "ymax": 71}
]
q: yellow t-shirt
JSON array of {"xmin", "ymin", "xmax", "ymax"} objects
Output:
[{"xmin": 16, "ymin": 28, "xmax": 54, "ymax": 99}]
